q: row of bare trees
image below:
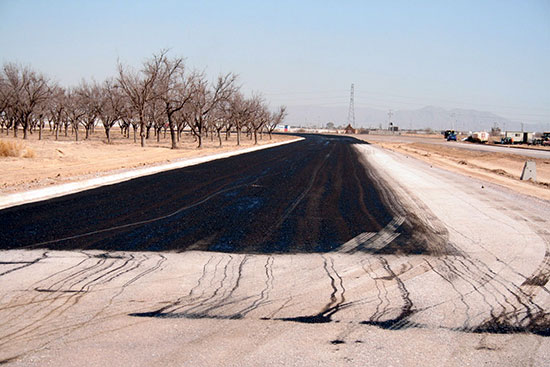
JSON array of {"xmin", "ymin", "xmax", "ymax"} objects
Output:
[{"xmin": 0, "ymin": 50, "xmax": 286, "ymax": 148}]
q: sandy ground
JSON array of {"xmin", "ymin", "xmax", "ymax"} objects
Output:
[
  {"xmin": 0, "ymin": 129, "xmax": 294, "ymax": 194},
  {"xmin": 358, "ymin": 134, "xmax": 550, "ymax": 201},
  {"xmin": 1, "ymin": 143, "xmax": 549, "ymax": 366}
]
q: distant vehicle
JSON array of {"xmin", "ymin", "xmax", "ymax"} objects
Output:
[
  {"xmin": 446, "ymin": 132, "xmax": 457, "ymax": 141},
  {"xmin": 471, "ymin": 131, "xmax": 489, "ymax": 143},
  {"xmin": 443, "ymin": 130, "xmax": 456, "ymax": 140},
  {"xmin": 500, "ymin": 137, "xmax": 513, "ymax": 144}
]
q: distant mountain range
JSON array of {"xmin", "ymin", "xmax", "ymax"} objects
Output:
[{"xmin": 286, "ymin": 105, "xmax": 549, "ymax": 132}]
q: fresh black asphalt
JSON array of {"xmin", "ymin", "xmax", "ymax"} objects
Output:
[{"xmin": 0, "ymin": 134, "xmax": 399, "ymax": 253}]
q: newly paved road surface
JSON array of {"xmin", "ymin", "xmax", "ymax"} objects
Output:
[{"xmin": 0, "ymin": 134, "xmax": 412, "ymax": 254}]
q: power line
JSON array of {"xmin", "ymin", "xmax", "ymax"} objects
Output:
[{"xmin": 347, "ymin": 83, "xmax": 355, "ymax": 128}]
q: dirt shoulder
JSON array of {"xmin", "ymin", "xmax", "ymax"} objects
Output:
[
  {"xmin": 0, "ymin": 130, "xmax": 296, "ymax": 194},
  {"xmin": 355, "ymin": 135, "xmax": 550, "ymax": 201}
]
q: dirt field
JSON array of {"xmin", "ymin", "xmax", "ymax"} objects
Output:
[
  {"xmin": 0, "ymin": 129, "xmax": 294, "ymax": 194},
  {"xmin": 358, "ymin": 134, "xmax": 550, "ymax": 201}
]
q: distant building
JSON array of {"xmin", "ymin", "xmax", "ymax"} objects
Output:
[
  {"xmin": 344, "ymin": 124, "xmax": 357, "ymax": 134},
  {"xmin": 505, "ymin": 131, "xmax": 533, "ymax": 144}
]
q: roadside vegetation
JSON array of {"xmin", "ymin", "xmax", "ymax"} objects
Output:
[
  {"xmin": 0, "ymin": 139, "xmax": 34, "ymax": 158},
  {"xmin": 0, "ymin": 50, "xmax": 287, "ymax": 149}
]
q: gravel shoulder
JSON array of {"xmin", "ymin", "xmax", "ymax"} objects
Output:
[{"xmin": 357, "ymin": 134, "xmax": 550, "ymax": 201}]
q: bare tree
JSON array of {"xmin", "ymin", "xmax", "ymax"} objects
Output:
[
  {"xmin": 210, "ymin": 102, "xmax": 230, "ymax": 146},
  {"xmin": 48, "ymin": 84, "xmax": 67, "ymax": 140},
  {"xmin": 188, "ymin": 73, "xmax": 237, "ymax": 148},
  {"xmin": 266, "ymin": 105, "xmax": 287, "ymax": 139},
  {"xmin": 76, "ymin": 80, "xmax": 101, "ymax": 140},
  {"xmin": 146, "ymin": 98, "xmax": 165, "ymax": 143},
  {"xmin": 117, "ymin": 51, "xmax": 167, "ymax": 147},
  {"xmin": 227, "ymin": 92, "xmax": 249, "ymax": 146},
  {"xmin": 97, "ymin": 79, "xmax": 125, "ymax": 143},
  {"xmin": 0, "ymin": 73, "xmax": 14, "ymax": 135},
  {"xmin": 155, "ymin": 57, "xmax": 196, "ymax": 149},
  {"xmin": 248, "ymin": 94, "xmax": 268, "ymax": 145},
  {"xmin": 65, "ymin": 89, "xmax": 86, "ymax": 141},
  {"xmin": 2, "ymin": 63, "xmax": 50, "ymax": 139}
]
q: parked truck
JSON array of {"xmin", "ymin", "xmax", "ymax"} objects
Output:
[{"xmin": 471, "ymin": 131, "xmax": 489, "ymax": 143}]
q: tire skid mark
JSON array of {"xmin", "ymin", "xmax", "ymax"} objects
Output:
[
  {"xmin": 424, "ymin": 258, "xmax": 472, "ymax": 328},
  {"xmin": 361, "ymin": 257, "xmax": 415, "ymax": 330},
  {"xmin": 131, "ymin": 255, "xmax": 217, "ymax": 317},
  {"xmin": 458, "ymin": 255, "xmax": 550, "ymax": 335},
  {"xmin": 180, "ymin": 255, "xmax": 234, "ymax": 317},
  {"xmin": 262, "ymin": 296, "xmax": 293, "ymax": 320},
  {"xmin": 440, "ymin": 256, "xmax": 502, "ymax": 324},
  {"xmin": 1, "ymin": 253, "xmax": 166, "ymax": 350},
  {"xmin": 0, "ymin": 251, "xmax": 48, "ymax": 277},
  {"xmin": 0, "ymin": 254, "xmax": 106, "ymax": 329},
  {"xmin": 199, "ymin": 255, "xmax": 249, "ymax": 316},
  {"xmin": 0, "ymin": 252, "xmax": 94, "ymax": 313},
  {"xmin": 237, "ymin": 255, "xmax": 275, "ymax": 318},
  {"xmin": 276, "ymin": 255, "xmax": 349, "ymax": 323},
  {"xmin": 0, "ymin": 255, "xmax": 124, "ymax": 345},
  {"xmin": 360, "ymin": 256, "xmax": 387, "ymax": 323},
  {"xmin": 456, "ymin": 255, "xmax": 539, "ymax": 325}
]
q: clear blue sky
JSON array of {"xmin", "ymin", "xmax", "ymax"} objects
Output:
[{"xmin": 1, "ymin": 0, "xmax": 549, "ymax": 124}]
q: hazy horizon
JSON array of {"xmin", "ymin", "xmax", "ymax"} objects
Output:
[{"xmin": 1, "ymin": 0, "xmax": 549, "ymax": 126}]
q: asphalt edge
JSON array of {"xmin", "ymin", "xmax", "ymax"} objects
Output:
[{"xmin": 0, "ymin": 137, "xmax": 305, "ymax": 210}]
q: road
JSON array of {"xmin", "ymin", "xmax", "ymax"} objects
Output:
[
  {"xmin": 362, "ymin": 133, "xmax": 550, "ymax": 159},
  {"xmin": 0, "ymin": 134, "xmax": 407, "ymax": 253},
  {"xmin": 1, "ymin": 134, "xmax": 549, "ymax": 366}
]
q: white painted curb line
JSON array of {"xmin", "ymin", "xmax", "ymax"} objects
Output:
[{"xmin": 0, "ymin": 137, "xmax": 305, "ymax": 210}]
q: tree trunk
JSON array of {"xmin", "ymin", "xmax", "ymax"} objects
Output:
[
  {"xmin": 39, "ymin": 121, "xmax": 43, "ymax": 140},
  {"xmin": 74, "ymin": 126, "xmax": 79, "ymax": 141},
  {"xmin": 168, "ymin": 117, "xmax": 178, "ymax": 149},
  {"xmin": 157, "ymin": 128, "xmax": 161, "ymax": 143},
  {"xmin": 197, "ymin": 133, "xmax": 202, "ymax": 148},
  {"xmin": 106, "ymin": 127, "xmax": 111, "ymax": 143},
  {"xmin": 217, "ymin": 130, "xmax": 222, "ymax": 146},
  {"xmin": 236, "ymin": 128, "xmax": 241, "ymax": 146},
  {"xmin": 254, "ymin": 130, "xmax": 258, "ymax": 145},
  {"xmin": 170, "ymin": 127, "xmax": 177, "ymax": 149},
  {"xmin": 55, "ymin": 124, "xmax": 59, "ymax": 140},
  {"xmin": 140, "ymin": 122, "xmax": 145, "ymax": 147},
  {"xmin": 133, "ymin": 125, "xmax": 137, "ymax": 143}
]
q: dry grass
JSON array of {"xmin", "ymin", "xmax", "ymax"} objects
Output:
[{"xmin": 0, "ymin": 140, "xmax": 34, "ymax": 158}]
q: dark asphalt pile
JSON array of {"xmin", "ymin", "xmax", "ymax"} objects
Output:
[{"xmin": 0, "ymin": 134, "xmax": 420, "ymax": 253}]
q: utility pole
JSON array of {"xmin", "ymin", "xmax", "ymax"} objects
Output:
[
  {"xmin": 346, "ymin": 83, "xmax": 355, "ymax": 128},
  {"xmin": 388, "ymin": 109, "xmax": 393, "ymax": 130}
]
